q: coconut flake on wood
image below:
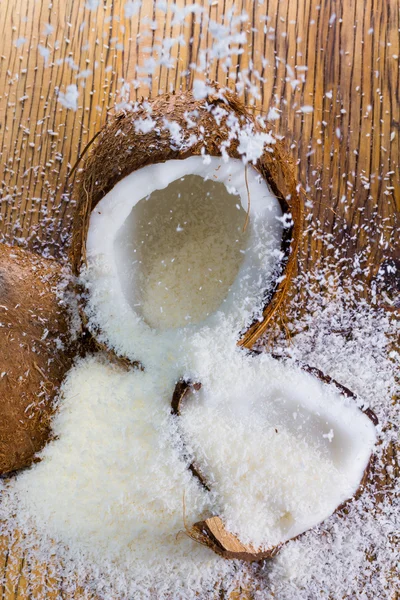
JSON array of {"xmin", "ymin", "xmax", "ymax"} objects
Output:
[
  {"xmin": 81, "ymin": 155, "xmax": 283, "ymax": 369},
  {"xmin": 178, "ymin": 348, "xmax": 376, "ymax": 550}
]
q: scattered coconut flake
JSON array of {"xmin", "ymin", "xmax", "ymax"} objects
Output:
[
  {"xmin": 237, "ymin": 129, "xmax": 276, "ymax": 163},
  {"xmin": 57, "ymin": 84, "xmax": 79, "ymax": 110},
  {"xmin": 267, "ymin": 107, "xmax": 281, "ymax": 120},
  {"xmin": 43, "ymin": 23, "xmax": 54, "ymax": 36},
  {"xmin": 298, "ymin": 105, "xmax": 313, "ymax": 113},
  {"xmin": 38, "ymin": 44, "xmax": 50, "ymax": 66},
  {"xmin": 134, "ymin": 116, "xmax": 156, "ymax": 133},
  {"xmin": 14, "ymin": 37, "xmax": 26, "ymax": 48},
  {"xmin": 192, "ymin": 79, "xmax": 216, "ymax": 100},
  {"xmin": 85, "ymin": 0, "xmax": 99, "ymax": 10}
]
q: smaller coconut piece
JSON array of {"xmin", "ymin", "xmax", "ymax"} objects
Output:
[
  {"xmin": 0, "ymin": 244, "xmax": 75, "ymax": 475},
  {"xmin": 176, "ymin": 354, "xmax": 377, "ymax": 562}
]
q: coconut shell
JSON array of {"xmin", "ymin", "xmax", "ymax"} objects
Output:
[
  {"xmin": 171, "ymin": 379, "xmax": 210, "ymax": 490},
  {"xmin": 71, "ymin": 88, "xmax": 302, "ymax": 349},
  {"xmin": 0, "ymin": 244, "xmax": 75, "ymax": 475},
  {"xmin": 172, "ymin": 365, "xmax": 377, "ymax": 562},
  {"xmin": 191, "ymin": 517, "xmax": 282, "ymax": 562}
]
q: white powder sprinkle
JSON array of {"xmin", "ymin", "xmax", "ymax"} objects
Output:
[
  {"xmin": 38, "ymin": 44, "xmax": 50, "ymax": 66},
  {"xmin": 124, "ymin": 0, "xmax": 141, "ymax": 18},
  {"xmin": 14, "ymin": 37, "xmax": 26, "ymax": 48}
]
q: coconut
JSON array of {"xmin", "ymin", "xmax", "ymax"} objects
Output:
[
  {"xmin": 70, "ymin": 89, "xmax": 302, "ymax": 364},
  {"xmin": 61, "ymin": 87, "xmax": 376, "ymax": 568},
  {"xmin": 173, "ymin": 356, "xmax": 377, "ymax": 562},
  {"xmin": 0, "ymin": 243, "xmax": 76, "ymax": 475}
]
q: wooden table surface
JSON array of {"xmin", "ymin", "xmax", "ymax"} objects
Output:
[{"xmin": 0, "ymin": 0, "xmax": 399, "ymax": 598}]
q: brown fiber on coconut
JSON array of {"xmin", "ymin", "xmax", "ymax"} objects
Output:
[
  {"xmin": 173, "ymin": 367, "xmax": 377, "ymax": 563},
  {"xmin": 171, "ymin": 379, "xmax": 210, "ymax": 491},
  {"xmin": 0, "ymin": 244, "xmax": 75, "ymax": 475},
  {"xmin": 191, "ymin": 516, "xmax": 282, "ymax": 562},
  {"xmin": 70, "ymin": 88, "xmax": 302, "ymax": 348}
]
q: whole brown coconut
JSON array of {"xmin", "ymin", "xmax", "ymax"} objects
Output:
[
  {"xmin": 71, "ymin": 88, "xmax": 302, "ymax": 348},
  {"xmin": 0, "ymin": 244, "xmax": 75, "ymax": 475}
]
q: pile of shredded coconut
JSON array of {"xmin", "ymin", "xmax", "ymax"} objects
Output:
[
  {"xmin": 0, "ymin": 259, "xmax": 398, "ymax": 599},
  {"xmin": 179, "ymin": 351, "xmax": 375, "ymax": 548}
]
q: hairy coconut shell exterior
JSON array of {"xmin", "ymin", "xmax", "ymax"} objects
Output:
[
  {"xmin": 172, "ymin": 367, "xmax": 377, "ymax": 562},
  {"xmin": 71, "ymin": 89, "xmax": 302, "ymax": 349},
  {"xmin": 0, "ymin": 244, "xmax": 75, "ymax": 475}
]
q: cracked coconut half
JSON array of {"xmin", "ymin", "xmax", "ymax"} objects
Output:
[
  {"xmin": 71, "ymin": 90, "xmax": 302, "ymax": 368},
  {"xmin": 175, "ymin": 352, "xmax": 377, "ymax": 561}
]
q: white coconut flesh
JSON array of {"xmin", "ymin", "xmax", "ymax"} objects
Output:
[
  {"xmin": 82, "ymin": 156, "xmax": 283, "ymax": 366},
  {"xmin": 179, "ymin": 351, "xmax": 377, "ymax": 549}
]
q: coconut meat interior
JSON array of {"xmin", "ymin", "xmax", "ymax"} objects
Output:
[
  {"xmin": 115, "ymin": 173, "xmax": 251, "ymax": 330},
  {"xmin": 83, "ymin": 156, "xmax": 283, "ymax": 365}
]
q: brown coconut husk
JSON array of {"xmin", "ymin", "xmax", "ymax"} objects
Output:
[
  {"xmin": 172, "ymin": 365, "xmax": 377, "ymax": 562},
  {"xmin": 0, "ymin": 243, "xmax": 76, "ymax": 475},
  {"xmin": 171, "ymin": 379, "xmax": 210, "ymax": 491},
  {"xmin": 70, "ymin": 88, "xmax": 302, "ymax": 350}
]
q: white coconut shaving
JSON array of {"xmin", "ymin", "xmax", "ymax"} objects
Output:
[{"xmin": 0, "ymin": 268, "xmax": 397, "ymax": 599}]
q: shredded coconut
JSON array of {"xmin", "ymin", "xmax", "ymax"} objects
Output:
[
  {"xmin": 1, "ymin": 271, "xmax": 397, "ymax": 599},
  {"xmin": 57, "ymin": 84, "xmax": 79, "ymax": 111}
]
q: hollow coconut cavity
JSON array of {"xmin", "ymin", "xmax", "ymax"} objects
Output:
[{"xmin": 72, "ymin": 90, "xmax": 301, "ymax": 367}]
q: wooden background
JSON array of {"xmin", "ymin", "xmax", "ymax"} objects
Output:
[{"xmin": 0, "ymin": 0, "xmax": 399, "ymax": 597}]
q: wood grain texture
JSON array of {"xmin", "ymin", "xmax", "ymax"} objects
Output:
[{"xmin": 0, "ymin": 0, "xmax": 398, "ymax": 598}]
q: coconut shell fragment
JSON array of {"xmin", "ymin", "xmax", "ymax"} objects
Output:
[
  {"xmin": 0, "ymin": 244, "xmax": 75, "ymax": 475},
  {"xmin": 71, "ymin": 88, "xmax": 302, "ymax": 348},
  {"xmin": 174, "ymin": 365, "xmax": 377, "ymax": 563},
  {"xmin": 171, "ymin": 379, "xmax": 210, "ymax": 491},
  {"xmin": 192, "ymin": 516, "xmax": 281, "ymax": 562}
]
